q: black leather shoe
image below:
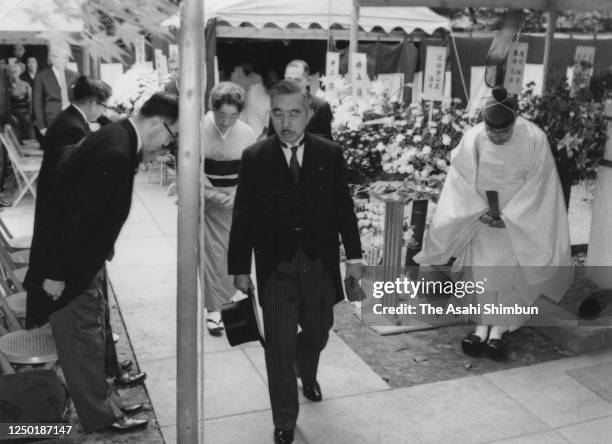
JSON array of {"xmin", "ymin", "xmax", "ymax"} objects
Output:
[
  {"xmin": 121, "ymin": 403, "xmax": 144, "ymax": 415},
  {"xmin": 461, "ymin": 334, "xmax": 487, "ymax": 357},
  {"xmin": 274, "ymin": 428, "xmax": 294, "ymax": 444},
  {"xmin": 0, "ymin": 199, "xmax": 10, "ymax": 207},
  {"xmin": 110, "ymin": 416, "xmax": 148, "ymax": 432},
  {"xmin": 486, "ymin": 338, "xmax": 508, "ymax": 361},
  {"xmin": 119, "ymin": 359, "xmax": 133, "ymax": 373},
  {"xmin": 115, "ymin": 371, "xmax": 147, "ymax": 388},
  {"xmin": 303, "ymin": 382, "xmax": 322, "ymax": 402}
]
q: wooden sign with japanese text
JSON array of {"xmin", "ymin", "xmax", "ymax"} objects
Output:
[
  {"xmin": 326, "ymin": 52, "xmax": 340, "ymax": 77},
  {"xmin": 422, "ymin": 46, "xmax": 446, "ymax": 101},
  {"xmin": 351, "ymin": 53, "xmax": 369, "ymax": 100},
  {"xmin": 504, "ymin": 42, "xmax": 528, "ymax": 95},
  {"xmin": 134, "ymin": 35, "xmax": 146, "ymax": 65},
  {"xmin": 570, "ymin": 46, "xmax": 596, "ymax": 98}
]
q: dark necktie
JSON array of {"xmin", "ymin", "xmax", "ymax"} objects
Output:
[{"xmin": 289, "ymin": 146, "xmax": 300, "ymax": 185}]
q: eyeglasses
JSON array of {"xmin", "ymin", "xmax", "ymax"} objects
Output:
[{"xmin": 163, "ymin": 121, "xmax": 178, "ymax": 145}]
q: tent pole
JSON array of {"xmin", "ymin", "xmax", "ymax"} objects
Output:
[
  {"xmin": 349, "ymin": 0, "xmax": 360, "ymax": 74},
  {"xmin": 177, "ymin": 0, "xmax": 203, "ymax": 441},
  {"xmin": 542, "ymin": 5, "xmax": 557, "ymax": 94}
]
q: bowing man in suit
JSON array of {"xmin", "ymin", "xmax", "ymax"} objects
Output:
[
  {"xmin": 32, "ymin": 45, "xmax": 79, "ymax": 139},
  {"xmin": 267, "ymin": 60, "xmax": 333, "ymax": 140},
  {"xmin": 25, "ymin": 76, "xmax": 112, "ymax": 329},
  {"xmin": 228, "ymin": 80, "xmax": 362, "ymax": 444},
  {"xmin": 42, "ymin": 93, "xmax": 178, "ymax": 433}
]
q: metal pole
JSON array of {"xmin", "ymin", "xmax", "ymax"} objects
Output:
[
  {"xmin": 349, "ymin": 0, "xmax": 360, "ymax": 75},
  {"xmin": 542, "ymin": 5, "xmax": 557, "ymax": 94},
  {"xmin": 177, "ymin": 0, "xmax": 203, "ymax": 441}
]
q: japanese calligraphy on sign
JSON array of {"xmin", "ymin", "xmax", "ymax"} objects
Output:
[
  {"xmin": 326, "ymin": 52, "xmax": 340, "ymax": 77},
  {"xmin": 422, "ymin": 46, "xmax": 446, "ymax": 101},
  {"xmin": 570, "ymin": 46, "xmax": 596, "ymax": 98},
  {"xmin": 351, "ymin": 53, "xmax": 369, "ymax": 100},
  {"xmin": 134, "ymin": 35, "xmax": 146, "ymax": 65},
  {"xmin": 503, "ymin": 42, "xmax": 529, "ymax": 95}
]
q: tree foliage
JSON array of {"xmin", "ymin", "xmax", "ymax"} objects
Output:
[
  {"xmin": 29, "ymin": 0, "xmax": 179, "ymax": 61},
  {"xmin": 433, "ymin": 8, "xmax": 612, "ymax": 33}
]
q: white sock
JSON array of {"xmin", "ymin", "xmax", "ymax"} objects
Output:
[
  {"xmin": 474, "ymin": 325, "xmax": 489, "ymax": 341},
  {"xmin": 489, "ymin": 325, "xmax": 509, "ymax": 340},
  {"xmin": 207, "ymin": 311, "xmax": 221, "ymax": 323}
]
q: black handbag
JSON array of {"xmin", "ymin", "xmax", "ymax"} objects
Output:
[{"xmin": 221, "ymin": 288, "xmax": 265, "ymax": 347}]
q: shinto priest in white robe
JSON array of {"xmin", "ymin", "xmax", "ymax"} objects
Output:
[{"xmin": 414, "ymin": 117, "xmax": 574, "ymax": 325}]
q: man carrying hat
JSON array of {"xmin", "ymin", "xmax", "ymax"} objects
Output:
[{"xmin": 414, "ymin": 89, "xmax": 573, "ymax": 361}]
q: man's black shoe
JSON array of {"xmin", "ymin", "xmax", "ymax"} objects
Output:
[
  {"xmin": 119, "ymin": 359, "xmax": 133, "ymax": 373},
  {"xmin": 109, "ymin": 416, "xmax": 148, "ymax": 432},
  {"xmin": 115, "ymin": 371, "xmax": 147, "ymax": 388},
  {"xmin": 0, "ymin": 199, "xmax": 10, "ymax": 207},
  {"xmin": 303, "ymin": 382, "xmax": 322, "ymax": 402},
  {"xmin": 121, "ymin": 403, "xmax": 144, "ymax": 415},
  {"xmin": 274, "ymin": 428, "xmax": 294, "ymax": 444}
]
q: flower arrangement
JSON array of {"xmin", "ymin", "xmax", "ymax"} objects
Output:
[
  {"xmin": 519, "ymin": 81, "xmax": 609, "ymax": 188},
  {"xmin": 107, "ymin": 64, "xmax": 164, "ymax": 115}
]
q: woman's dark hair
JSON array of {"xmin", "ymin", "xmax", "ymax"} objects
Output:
[
  {"xmin": 139, "ymin": 92, "xmax": 179, "ymax": 124},
  {"xmin": 208, "ymin": 81, "xmax": 246, "ymax": 112}
]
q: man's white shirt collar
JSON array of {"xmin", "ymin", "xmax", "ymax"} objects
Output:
[
  {"xmin": 128, "ymin": 118, "xmax": 143, "ymax": 152},
  {"xmin": 279, "ymin": 134, "xmax": 305, "ymax": 167}
]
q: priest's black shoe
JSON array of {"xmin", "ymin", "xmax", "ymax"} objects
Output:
[
  {"xmin": 274, "ymin": 428, "xmax": 294, "ymax": 444},
  {"xmin": 303, "ymin": 382, "xmax": 322, "ymax": 402},
  {"xmin": 109, "ymin": 416, "xmax": 148, "ymax": 432},
  {"xmin": 461, "ymin": 334, "xmax": 487, "ymax": 357},
  {"xmin": 0, "ymin": 199, "xmax": 10, "ymax": 207},
  {"xmin": 486, "ymin": 338, "xmax": 508, "ymax": 361},
  {"xmin": 115, "ymin": 371, "xmax": 147, "ymax": 388},
  {"xmin": 119, "ymin": 359, "xmax": 133, "ymax": 373}
]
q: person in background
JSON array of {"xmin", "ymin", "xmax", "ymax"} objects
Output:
[
  {"xmin": 414, "ymin": 91, "xmax": 573, "ymax": 361},
  {"xmin": 201, "ymin": 81, "xmax": 255, "ymax": 335},
  {"xmin": 228, "ymin": 80, "xmax": 362, "ymax": 444},
  {"xmin": 241, "ymin": 67, "xmax": 279, "ymax": 140},
  {"xmin": 11, "ymin": 44, "xmax": 27, "ymax": 72},
  {"xmin": 5, "ymin": 62, "xmax": 34, "ymax": 140},
  {"xmin": 20, "ymin": 56, "xmax": 38, "ymax": 89},
  {"xmin": 230, "ymin": 57, "xmax": 262, "ymax": 94},
  {"xmin": 267, "ymin": 59, "xmax": 333, "ymax": 140},
  {"xmin": 0, "ymin": 64, "xmax": 11, "ymax": 207},
  {"xmin": 32, "ymin": 44, "xmax": 79, "ymax": 141}
]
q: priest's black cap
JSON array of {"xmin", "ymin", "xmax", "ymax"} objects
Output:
[{"xmin": 483, "ymin": 87, "xmax": 517, "ymax": 129}]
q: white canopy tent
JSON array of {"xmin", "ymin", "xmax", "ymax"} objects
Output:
[{"xmin": 163, "ymin": 0, "xmax": 450, "ymax": 39}]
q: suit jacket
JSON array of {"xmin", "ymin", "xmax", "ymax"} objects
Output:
[
  {"xmin": 20, "ymin": 71, "xmax": 36, "ymax": 89},
  {"xmin": 32, "ymin": 67, "xmax": 79, "ymax": 130},
  {"xmin": 54, "ymin": 119, "xmax": 139, "ymax": 305},
  {"xmin": 24, "ymin": 105, "xmax": 90, "ymax": 290},
  {"xmin": 267, "ymin": 95, "xmax": 333, "ymax": 140},
  {"xmin": 228, "ymin": 133, "xmax": 362, "ymax": 304}
]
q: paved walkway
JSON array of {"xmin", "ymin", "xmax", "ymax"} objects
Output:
[{"xmin": 3, "ymin": 178, "xmax": 611, "ymax": 444}]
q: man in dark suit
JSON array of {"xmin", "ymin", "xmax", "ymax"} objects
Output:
[
  {"xmin": 25, "ymin": 75, "xmax": 112, "ymax": 329},
  {"xmin": 20, "ymin": 56, "xmax": 38, "ymax": 89},
  {"xmin": 229, "ymin": 80, "xmax": 362, "ymax": 444},
  {"xmin": 32, "ymin": 46, "xmax": 79, "ymax": 141},
  {"xmin": 41, "ymin": 92, "xmax": 178, "ymax": 433},
  {"xmin": 267, "ymin": 60, "xmax": 333, "ymax": 140}
]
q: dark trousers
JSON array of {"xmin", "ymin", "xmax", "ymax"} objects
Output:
[
  {"xmin": 260, "ymin": 249, "xmax": 335, "ymax": 430},
  {"xmin": 49, "ymin": 268, "xmax": 122, "ymax": 432}
]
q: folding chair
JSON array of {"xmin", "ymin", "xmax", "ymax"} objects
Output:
[
  {"xmin": 0, "ymin": 246, "xmax": 25, "ymax": 293},
  {"xmin": 4, "ymin": 124, "xmax": 42, "ymax": 157},
  {"xmin": 0, "ymin": 130, "xmax": 41, "ymax": 206},
  {"xmin": 0, "ymin": 216, "xmax": 32, "ymax": 251}
]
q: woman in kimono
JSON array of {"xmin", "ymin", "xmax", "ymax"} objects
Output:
[
  {"xmin": 415, "ymin": 92, "xmax": 573, "ymax": 360},
  {"xmin": 202, "ymin": 82, "xmax": 256, "ymax": 335}
]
